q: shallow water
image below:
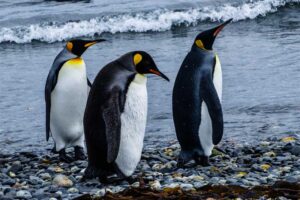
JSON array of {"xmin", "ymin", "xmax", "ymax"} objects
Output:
[{"xmin": 0, "ymin": 0, "xmax": 300, "ymax": 153}]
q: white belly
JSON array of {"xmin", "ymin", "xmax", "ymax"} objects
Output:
[
  {"xmin": 50, "ymin": 58, "xmax": 88, "ymax": 150},
  {"xmin": 199, "ymin": 54, "xmax": 222, "ymax": 156},
  {"xmin": 115, "ymin": 74, "xmax": 148, "ymax": 177}
]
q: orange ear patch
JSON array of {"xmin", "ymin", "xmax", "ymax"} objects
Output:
[
  {"xmin": 134, "ymin": 53, "xmax": 143, "ymax": 65},
  {"xmin": 66, "ymin": 42, "xmax": 73, "ymax": 52}
]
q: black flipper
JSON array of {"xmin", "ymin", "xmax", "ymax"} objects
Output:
[
  {"xmin": 102, "ymin": 87, "xmax": 122, "ymax": 163},
  {"xmin": 44, "ymin": 48, "xmax": 78, "ymax": 141},
  {"xmin": 45, "ymin": 59, "xmax": 66, "ymax": 141},
  {"xmin": 87, "ymin": 78, "xmax": 92, "ymax": 87},
  {"xmin": 202, "ymin": 77, "xmax": 223, "ymax": 145}
]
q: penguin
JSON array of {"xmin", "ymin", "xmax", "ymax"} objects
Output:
[
  {"xmin": 83, "ymin": 51, "xmax": 169, "ymax": 182},
  {"xmin": 172, "ymin": 19, "xmax": 232, "ymax": 167},
  {"xmin": 45, "ymin": 39, "xmax": 105, "ymax": 162}
]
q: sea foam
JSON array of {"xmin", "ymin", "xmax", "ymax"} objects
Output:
[{"xmin": 0, "ymin": 0, "xmax": 299, "ymax": 43}]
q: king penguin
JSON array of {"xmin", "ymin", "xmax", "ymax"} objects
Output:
[
  {"xmin": 83, "ymin": 51, "xmax": 169, "ymax": 182},
  {"xmin": 45, "ymin": 39, "xmax": 105, "ymax": 162},
  {"xmin": 172, "ymin": 19, "xmax": 232, "ymax": 167}
]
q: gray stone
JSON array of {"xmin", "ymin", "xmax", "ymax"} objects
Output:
[
  {"xmin": 193, "ymin": 182, "xmax": 204, "ymax": 189},
  {"xmin": 29, "ymin": 175, "xmax": 44, "ymax": 185},
  {"xmin": 290, "ymin": 146, "xmax": 300, "ymax": 156},
  {"xmin": 276, "ymin": 156, "xmax": 290, "ymax": 162},
  {"xmin": 67, "ymin": 187, "xmax": 79, "ymax": 193},
  {"xmin": 53, "ymin": 174, "xmax": 73, "ymax": 187},
  {"xmin": 2, "ymin": 178, "xmax": 15, "ymax": 186},
  {"xmin": 16, "ymin": 190, "xmax": 32, "ymax": 199},
  {"xmin": 210, "ymin": 177, "xmax": 220, "ymax": 184},
  {"xmin": 285, "ymin": 176, "xmax": 298, "ymax": 182},
  {"xmin": 70, "ymin": 166, "xmax": 80, "ymax": 173},
  {"xmin": 110, "ymin": 186, "xmax": 125, "ymax": 193},
  {"xmin": 227, "ymin": 178, "xmax": 238, "ymax": 184},
  {"xmin": 39, "ymin": 173, "xmax": 52, "ymax": 180},
  {"xmin": 180, "ymin": 183, "xmax": 193, "ymax": 191}
]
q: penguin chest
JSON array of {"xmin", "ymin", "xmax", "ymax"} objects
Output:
[
  {"xmin": 50, "ymin": 58, "xmax": 88, "ymax": 140},
  {"xmin": 213, "ymin": 54, "xmax": 222, "ymax": 99},
  {"xmin": 115, "ymin": 74, "xmax": 148, "ymax": 177},
  {"xmin": 199, "ymin": 55, "xmax": 222, "ymax": 156}
]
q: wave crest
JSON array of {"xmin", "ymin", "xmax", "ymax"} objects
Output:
[{"xmin": 0, "ymin": 0, "xmax": 299, "ymax": 43}]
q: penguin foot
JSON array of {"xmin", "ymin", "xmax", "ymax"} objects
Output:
[
  {"xmin": 99, "ymin": 176, "xmax": 131, "ymax": 184},
  {"xmin": 59, "ymin": 149, "xmax": 74, "ymax": 163},
  {"xmin": 177, "ymin": 158, "xmax": 186, "ymax": 168},
  {"xmin": 51, "ymin": 146, "xmax": 57, "ymax": 153},
  {"xmin": 99, "ymin": 176, "xmax": 121, "ymax": 184},
  {"xmin": 177, "ymin": 150, "xmax": 194, "ymax": 168},
  {"xmin": 74, "ymin": 146, "xmax": 86, "ymax": 160},
  {"xmin": 195, "ymin": 156, "xmax": 210, "ymax": 166}
]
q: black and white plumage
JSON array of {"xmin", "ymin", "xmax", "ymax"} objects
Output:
[
  {"xmin": 172, "ymin": 19, "xmax": 232, "ymax": 167},
  {"xmin": 45, "ymin": 39, "xmax": 105, "ymax": 162},
  {"xmin": 83, "ymin": 51, "xmax": 169, "ymax": 182}
]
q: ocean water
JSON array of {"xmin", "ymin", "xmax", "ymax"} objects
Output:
[{"xmin": 0, "ymin": 0, "xmax": 300, "ymax": 154}]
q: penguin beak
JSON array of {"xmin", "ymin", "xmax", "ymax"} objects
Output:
[
  {"xmin": 84, "ymin": 39, "xmax": 106, "ymax": 48},
  {"xmin": 149, "ymin": 69, "xmax": 170, "ymax": 81},
  {"xmin": 213, "ymin": 18, "xmax": 233, "ymax": 37}
]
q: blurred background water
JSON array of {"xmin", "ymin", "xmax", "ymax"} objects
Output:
[{"xmin": 0, "ymin": 0, "xmax": 300, "ymax": 154}]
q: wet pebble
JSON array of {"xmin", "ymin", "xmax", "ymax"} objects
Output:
[
  {"xmin": 0, "ymin": 136, "xmax": 299, "ymax": 199},
  {"xmin": 16, "ymin": 190, "xmax": 32, "ymax": 199},
  {"xmin": 52, "ymin": 174, "xmax": 73, "ymax": 187}
]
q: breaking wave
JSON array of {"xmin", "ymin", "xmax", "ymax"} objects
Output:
[{"xmin": 0, "ymin": 0, "xmax": 299, "ymax": 43}]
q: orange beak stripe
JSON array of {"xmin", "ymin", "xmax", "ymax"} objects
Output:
[
  {"xmin": 213, "ymin": 25, "xmax": 225, "ymax": 37},
  {"xmin": 149, "ymin": 69, "xmax": 161, "ymax": 76}
]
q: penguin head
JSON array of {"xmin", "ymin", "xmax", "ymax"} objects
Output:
[
  {"xmin": 66, "ymin": 39, "xmax": 106, "ymax": 57},
  {"xmin": 194, "ymin": 18, "xmax": 232, "ymax": 51},
  {"xmin": 133, "ymin": 51, "xmax": 169, "ymax": 81}
]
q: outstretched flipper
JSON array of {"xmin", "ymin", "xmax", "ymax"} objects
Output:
[
  {"xmin": 102, "ymin": 87, "xmax": 122, "ymax": 163},
  {"xmin": 202, "ymin": 77, "xmax": 223, "ymax": 145}
]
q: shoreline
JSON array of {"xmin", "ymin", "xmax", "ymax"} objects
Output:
[{"xmin": 0, "ymin": 136, "xmax": 299, "ymax": 199}]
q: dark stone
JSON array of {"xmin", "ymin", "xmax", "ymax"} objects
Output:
[
  {"xmin": 47, "ymin": 186, "xmax": 60, "ymax": 193},
  {"xmin": 289, "ymin": 146, "xmax": 300, "ymax": 156},
  {"xmin": 2, "ymin": 178, "xmax": 16, "ymax": 186},
  {"xmin": 285, "ymin": 176, "xmax": 298, "ymax": 183},
  {"xmin": 242, "ymin": 147, "xmax": 255, "ymax": 154},
  {"xmin": 275, "ymin": 156, "xmax": 289, "ymax": 162},
  {"xmin": 8, "ymin": 163, "xmax": 22, "ymax": 173},
  {"xmin": 19, "ymin": 152, "xmax": 38, "ymax": 158},
  {"xmin": 283, "ymin": 143, "xmax": 293, "ymax": 151}
]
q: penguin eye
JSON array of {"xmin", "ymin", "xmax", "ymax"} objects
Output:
[
  {"xmin": 195, "ymin": 39, "xmax": 206, "ymax": 50},
  {"xmin": 133, "ymin": 53, "xmax": 143, "ymax": 66},
  {"xmin": 66, "ymin": 42, "xmax": 73, "ymax": 52}
]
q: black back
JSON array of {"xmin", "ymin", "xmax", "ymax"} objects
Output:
[
  {"xmin": 84, "ymin": 52, "xmax": 136, "ymax": 177},
  {"xmin": 172, "ymin": 47, "xmax": 223, "ymax": 154}
]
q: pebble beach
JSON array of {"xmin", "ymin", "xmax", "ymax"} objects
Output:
[{"xmin": 0, "ymin": 135, "xmax": 299, "ymax": 199}]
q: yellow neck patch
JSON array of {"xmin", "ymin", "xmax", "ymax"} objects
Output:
[
  {"xmin": 195, "ymin": 39, "xmax": 207, "ymax": 50},
  {"xmin": 65, "ymin": 57, "xmax": 84, "ymax": 67},
  {"xmin": 133, "ymin": 73, "xmax": 147, "ymax": 84},
  {"xmin": 134, "ymin": 53, "xmax": 142, "ymax": 65}
]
